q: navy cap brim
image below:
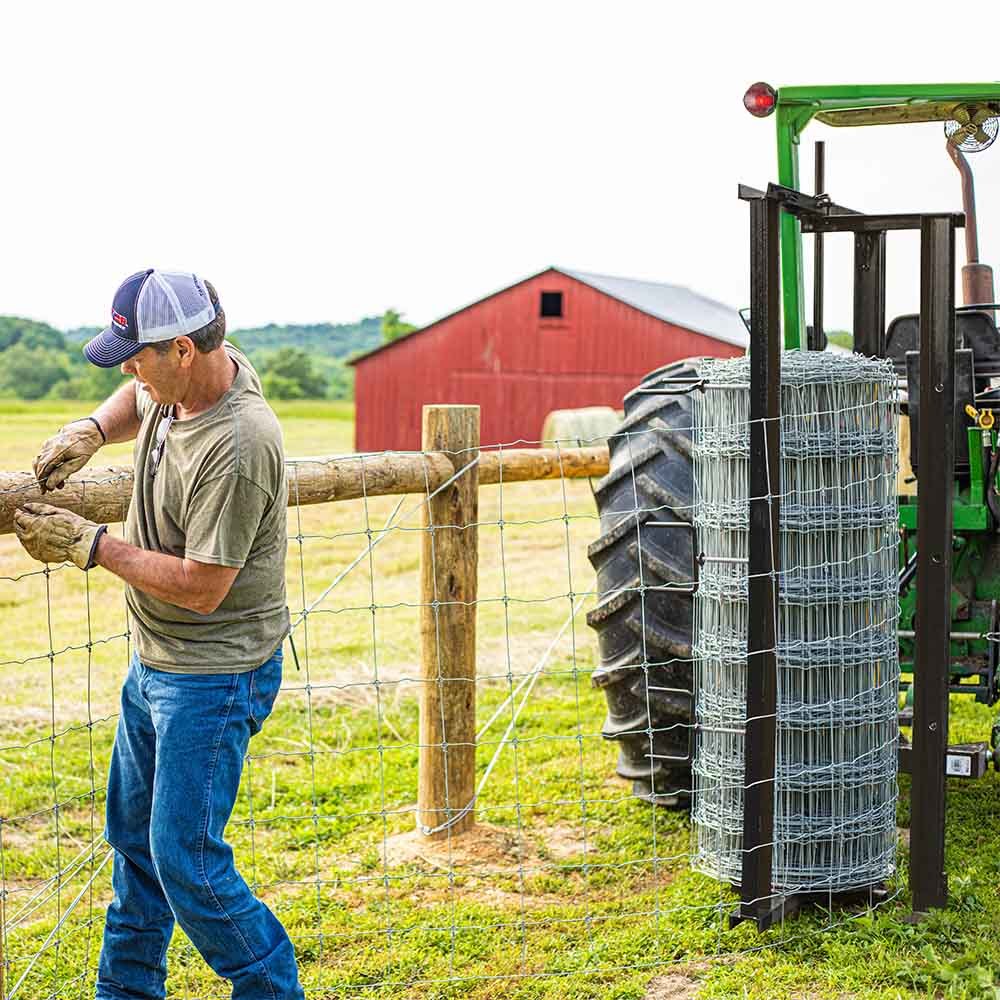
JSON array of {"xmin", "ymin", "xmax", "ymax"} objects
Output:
[{"xmin": 83, "ymin": 327, "xmax": 145, "ymax": 368}]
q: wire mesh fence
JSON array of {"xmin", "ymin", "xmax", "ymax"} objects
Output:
[
  {"xmin": 0, "ymin": 387, "xmax": 905, "ymax": 998},
  {"xmin": 692, "ymin": 352, "xmax": 899, "ymax": 895}
]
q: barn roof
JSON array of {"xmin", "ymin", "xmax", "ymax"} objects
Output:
[
  {"xmin": 561, "ymin": 269, "xmax": 749, "ymax": 348},
  {"xmin": 349, "ymin": 266, "xmax": 748, "ymax": 365}
]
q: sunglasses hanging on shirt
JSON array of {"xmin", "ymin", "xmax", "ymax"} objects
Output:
[{"xmin": 149, "ymin": 407, "xmax": 176, "ymax": 478}]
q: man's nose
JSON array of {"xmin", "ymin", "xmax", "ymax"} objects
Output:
[{"xmin": 121, "ymin": 359, "xmax": 135, "ymax": 376}]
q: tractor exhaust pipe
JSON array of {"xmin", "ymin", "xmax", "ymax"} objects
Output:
[{"xmin": 947, "ymin": 140, "xmax": 996, "ymax": 307}]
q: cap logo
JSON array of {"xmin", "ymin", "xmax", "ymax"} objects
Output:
[{"xmin": 112, "ymin": 310, "xmax": 129, "ymax": 331}]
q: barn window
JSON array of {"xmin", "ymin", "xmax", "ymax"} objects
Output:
[{"xmin": 539, "ymin": 291, "xmax": 563, "ymax": 319}]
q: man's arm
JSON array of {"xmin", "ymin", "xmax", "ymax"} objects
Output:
[
  {"xmin": 33, "ymin": 380, "xmax": 143, "ymax": 492},
  {"xmin": 94, "ymin": 534, "xmax": 239, "ymax": 615},
  {"xmin": 92, "ymin": 379, "xmax": 142, "ymax": 444}
]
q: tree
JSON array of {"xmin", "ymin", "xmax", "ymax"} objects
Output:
[
  {"xmin": 0, "ymin": 344, "xmax": 71, "ymax": 399},
  {"xmin": 48, "ymin": 364, "xmax": 127, "ymax": 401},
  {"xmin": 259, "ymin": 347, "xmax": 327, "ymax": 398},
  {"xmin": 380, "ymin": 309, "xmax": 416, "ymax": 344},
  {"xmin": 0, "ymin": 316, "xmax": 65, "ymax": 351},
  {"xmin": 325, "ymin": 359, "xmax": 354, "ymax": 401},
  {"xmin": 261, "ymin": 372, "xmax": 305, "ymax": 400}
]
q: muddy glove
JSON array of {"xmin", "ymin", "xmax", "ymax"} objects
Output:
[
  {"xmin": 33, "ymin": 417, "xmax": 106, "ymax": 492},
  {"xmin": 13, "ymin": 502, "xmax": 107, "ymax": 570}
]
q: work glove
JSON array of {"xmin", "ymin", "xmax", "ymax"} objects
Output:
[
  {"xmin": 13, "ymin": 502, "xmax": 107, "ymax": 571},
  {"xmin": 33, "ymin": 418, "xmax": 105, "ymax": 492}
]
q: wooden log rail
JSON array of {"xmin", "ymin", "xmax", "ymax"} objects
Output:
[{"xmin": 0, "ymin": 445, "xmax": 610, "ymax": 535}]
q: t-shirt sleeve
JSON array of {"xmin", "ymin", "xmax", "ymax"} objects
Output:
[{"xmin": 183, "ymin": 473, "xmax": 272, "ymax": 568}]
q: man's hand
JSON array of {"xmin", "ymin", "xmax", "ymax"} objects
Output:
[
  {"xmin": 33, "ymin": 419, "xmax": 105, "ymax": 492},
  {"xmin": 13, "ymin": 502, "xmax": 107, "ymax": 570}
]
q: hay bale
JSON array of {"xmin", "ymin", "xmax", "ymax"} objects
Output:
[
  {"xmin": 540, "ymin": 406, "xmax": 622, "ymax": 447},
  {"xmin": 897, "ymin": 414, "xmax": 917, "ymax": 496}
]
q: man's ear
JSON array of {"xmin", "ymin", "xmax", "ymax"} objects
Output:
[{"xmin": 175, "ymin": 336, "xmax": 196, "ymax": 368}]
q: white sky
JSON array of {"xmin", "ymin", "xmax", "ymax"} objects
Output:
[{"xmin": 4, "ymin": 2, "xmax": 1000, "ymax": 334}]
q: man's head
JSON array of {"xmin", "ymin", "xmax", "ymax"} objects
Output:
[{"xmin": 84, "ymin": 270, "xmax": 227, "ymax": 406}]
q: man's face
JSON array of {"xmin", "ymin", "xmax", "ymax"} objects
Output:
[{"xmin": 120, "ymin": 342, "xmax": 187, "ymax": 405}]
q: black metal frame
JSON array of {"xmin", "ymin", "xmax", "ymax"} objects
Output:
[
  {"xmin": 729, "ymin": 192, "xmax": 783, "ymax": 929},
  {"xmin": 734, "ymin": 180, "xmax": 965, "ymax": 926},
  {"xmin": 909, "ymin": 215, "xmax": 957, "ymax": 913},
  {"xmin": 853, "ymin": 230, "xmax": 887, "ymax": 357}
]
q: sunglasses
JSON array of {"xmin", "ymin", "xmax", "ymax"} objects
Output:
[{"xmin": 149, "ymin": 408, "xmax": 176, "ymax": 478}]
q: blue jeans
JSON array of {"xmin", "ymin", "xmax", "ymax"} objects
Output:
[{"xmin": 97, "ymin": 649, "xmax": 304, "ymax": 1000}]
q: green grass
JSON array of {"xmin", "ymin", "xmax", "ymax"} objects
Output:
[
  {"xmin": 2, "ymin": 400, "xmax": 1000, "ymax": 999},
  {"xmin": 0, "ymin": 396, "xmax": 357, "ymax": 467}
]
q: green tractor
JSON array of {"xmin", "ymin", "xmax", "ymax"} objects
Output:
[{"xmin": 588, "ymin": 83, "xmax": 1000, "ymax": 806}]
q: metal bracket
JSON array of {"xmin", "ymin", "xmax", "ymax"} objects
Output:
[
  {"xmin": 857, "ymin": 232, "xmax": 879, "ymax": 272},
  {"xmin": 898, "ymin": 741, "xmax": 989, "ymax": 779}
]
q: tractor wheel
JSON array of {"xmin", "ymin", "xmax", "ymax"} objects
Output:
[{"xmin": 587, "ymin": 360, "xmax": 699, "ymax": 806}]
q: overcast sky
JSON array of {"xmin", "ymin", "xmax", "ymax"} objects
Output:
[{"xmin": 4, "ymin": 3, "xmax": 1000, "ymax": 334}]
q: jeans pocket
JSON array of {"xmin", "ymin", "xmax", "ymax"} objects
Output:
[{"xmin": 248, "ymin": 650, "xmax": 283, "ymax": 736}]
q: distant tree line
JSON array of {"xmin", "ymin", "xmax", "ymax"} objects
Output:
[{"xmin": 0, "ymin": 309, "xmax": 419, "ymax": 401}]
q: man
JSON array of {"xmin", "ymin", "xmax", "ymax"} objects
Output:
[{"xmin": 14, "ymin": 270, "xmax": 304, "ymax": 1000}]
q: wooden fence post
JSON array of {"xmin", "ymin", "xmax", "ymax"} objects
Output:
[{"xmin": 417, "ymin": 405, "xmax": 479, "ymax": 839}]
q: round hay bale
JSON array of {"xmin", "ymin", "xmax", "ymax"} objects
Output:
[{"xmin": 540, "ymin": 406, "xmax": 622, "ymax": 447}]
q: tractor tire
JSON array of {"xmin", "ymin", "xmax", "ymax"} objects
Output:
[{"xmin": 587, "ymin": 360, "xmax": 699, "ymax": 806}]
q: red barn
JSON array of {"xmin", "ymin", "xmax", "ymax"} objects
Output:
[{"xmin": 349, "ymin": 267, "xmax": 747, "ymax": 452}]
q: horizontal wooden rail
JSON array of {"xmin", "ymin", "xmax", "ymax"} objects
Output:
[{"xmin": 0, "ymin": 446, "xmax": 610, "ymax": 536}]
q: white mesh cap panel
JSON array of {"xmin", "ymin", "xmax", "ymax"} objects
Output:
[{"xmin": 136, "ymin": 271, "xmax": 217, "ymax": 342}]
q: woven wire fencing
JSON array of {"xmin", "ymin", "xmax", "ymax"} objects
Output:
[
  {"xmin": 0, "ymin": 394, "xmax": 902, "ymax": 999},
  {"xmin": 691, "ymin": 352, "xmax": 900, "ymax": 895}
]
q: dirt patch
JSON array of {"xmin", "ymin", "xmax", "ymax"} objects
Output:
[
  {"xmin": 0, "ymin": 822, "xmax": 44, "ymax": 853},
  {"xmin": 389, "ymin": 878, "xmax": 569, "ymax": 911},
  {"xmin": 644, "ymin": 972, "xmax": 701, "ymax": 999},
  {"xmin": 382, "ymin": 819, "xmax": 610, "ymax": 874},
  {"xmin": 539, "ymin": 820, "xmax": 607, "ymax": 860},
  {"xmin": 462, "ymin": 883, "xmax": 565, "ymax": 909},
  {"xmin": 0, "ymin": 702, "xmax": 59, "ymax": 731},
  {"xmin": 384, "ymin": 822, "xmax": 541, "ymax": 874}
]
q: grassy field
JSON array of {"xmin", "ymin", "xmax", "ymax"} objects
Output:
[{"xmin": 1, "ymin": 399, "xmax": 999, "ymax": 999}]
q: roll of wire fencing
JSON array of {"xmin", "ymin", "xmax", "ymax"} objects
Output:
[{"xmin": 691, "ymin": 351, "xmax": 900, "ymax": 893}]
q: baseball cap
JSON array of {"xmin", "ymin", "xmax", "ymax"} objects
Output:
[{"xmin": 83, "ymin": 270, "xmax": 218, "ymax": 368}]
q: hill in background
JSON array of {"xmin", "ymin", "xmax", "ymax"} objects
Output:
[
  {"xmin": 228, "ymin": 318, "xmax": 383, "ymax": 358},
  {"xmin": 2, "ymin": 315, "xmax": 387, "ymax": 401},
  {"xmin": 64, "ymin": 317, "xmax": 383, "ymax": 358},
  {"xmin": 231, "ymin": 318, "xmax": 383, "ymax": 399}
]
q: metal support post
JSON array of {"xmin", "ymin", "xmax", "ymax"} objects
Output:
[
  {"xmin": 731, "ymin": 192, "xmax": 783, "ymax": 930},
  {"xmin": 910, "ymin": 215, "xmax": 956, "ymax": 914},
  {"xmin": 853, "ymin": 230, "xmax": 887, "ymax": 357},
  {"xmin": 809, "ymin": 141, "xmax": 826, "ymax": 352}
]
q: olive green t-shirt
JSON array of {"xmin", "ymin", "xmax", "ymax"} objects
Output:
[{"xmin": 125, "ymin": 344, "xmax": 290, "ymax": 673}]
